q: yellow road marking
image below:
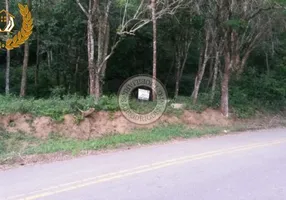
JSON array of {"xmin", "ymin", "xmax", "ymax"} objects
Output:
[{"xmin": 6, "ymin": 139, "xmax": 286, "ymax": 200}]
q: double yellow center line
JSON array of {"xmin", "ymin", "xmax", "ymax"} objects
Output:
[{"xmin": 7, "ymin": 138, "xmax": 286, "ymax": 200}]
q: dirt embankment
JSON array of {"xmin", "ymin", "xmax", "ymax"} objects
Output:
[{"xmin": 0, "ymin": 109, "xmax": 233, "ymax": 139}]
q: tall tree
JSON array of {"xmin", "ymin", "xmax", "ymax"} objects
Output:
[
  {"xmin": 76, "ymin": 0, "xmax": 98, "ymax": 98},
  {"xmin": 20, "ymin": 0, "xmax": 32, "ymax": 97},
  {"xmin": 151, "ymin": 0, "xmax": 157, "ymax": 100},
  {"xmin": 5, "ymin": 0, "xmax": 10, "ymax": 95},
  {"xmin": 34, "ymin": 0, "xmax": 41, "ymax": 90},
  {"xmin": 96, "ymin": 0, "xmax": 112, "ymax": 101},
  {"xmin": 218, "ymin": 0, "xmax": 285, "ymax": 117},
  {"xmin": 191, "ymin": 24, "xmax": 212, "ymax": 103},
  {"xmin": 190, "ymin": 0, "xmax": 214, "ymax": 103}
]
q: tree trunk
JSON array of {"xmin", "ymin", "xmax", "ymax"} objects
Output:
[
  {"xmin": 95, "ymin": 73, "xmax": 100, "ymax": 104},
  {"xmin": 35, "ymin": 29, "xmax": 40, "ymax": 87},
  {"xmin": 192, "ymin": 57, "xmax": 209, "ymax": 104},
  {"xmin": 211, "ymin": 50, "xmax": 220, "ymax": 102},
  {"xmin": 98, "ymin": 23, "xmax": 110, "ymax": 96},
  {"xmin": 237, "ymin": 50, "xmax": 251, "ymax": 76},
  {"xmin": 5, "ymin": 52, "xmax": 10, "ymax": 95},
  {"xmin": 174, "ymin": 41, "xmax": 190, "ymax": 99},
  {"xmin": 207, "ymin": 58, "xmax": 214, "ymax": 88},
  {"xmin": 76, "ymin": 0, "xmax": 101, "ymax": 98},
  {"xmin": 35, "ymin": 4, "xmax": 40, "ymax": 88},
  {"xmin": 100, "ymin": 23, "xmax": 110, "ymax": 96},
  {"xmin": 151, "ymin": 0, "xmax": 157, "ymax": 101},
  {"xmin": 20, "ymin": 43, "xmax": 29, "ymax": 97},
  {"xmin": 221, "ymin": 54, "xmax": 231, "ymax": 117},
  {"xmin": 96, "ymin": 0, "xmax": 111, "ymax": 99},
  {"xmin": 74, "ymin": 55, "xmax": 80, "ymax": 92},
  {"xmin": 20, "ymin": 0, "xmax": 32, "ymax": 97},
  {"xmin": 191, "ymin": 44, "xmax": 204, "ymax": 99},
  {"xmin": 47, "ymin": 51, "xmax": 51, "ymax": 70},
  {"xmin": 87, "ymin": 17, "xmax": 96, "ymax": 95},
  {"xmin": 63, "ymin": 73, "xmax": 67, "ymax": 92},
  {"xmin": 192, "ymin": 30, "xmax": 210, "ymax": 104},
  {"xmin": 5, "ymin": 0, "xmax": 10, "ymax": 95},
  {"xmin": 265, "ymin": 52, "xmax": 270, "ymax": 76},
  {"xmin": 174, "ymin": 49, "xmax": 181, "ymax": 99}
]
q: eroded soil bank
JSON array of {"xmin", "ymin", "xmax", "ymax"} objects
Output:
[{"xmin": 0, "ymin": 109, "xmax": 232, "ymax": 139}]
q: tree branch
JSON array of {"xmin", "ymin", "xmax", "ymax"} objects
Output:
[
  {"xmin": 98, "ymin": 38, "xmax": 123, "ymax": 73},
  {"xmin": 76, "ymin": 0, "xmax": 88, "ymax": 17},
  {"xmin": 247, "ymin": 6, "xmax": 275, "ymax": 20}
]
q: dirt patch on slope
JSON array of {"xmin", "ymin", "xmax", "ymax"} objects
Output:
[
  {"xmin": 0, "ymin": 113, "xmax": 34, "ymax": 133},
  {"xmin": 182, "ymin": 109, "xmax": 232, "ymax": 127},
  {"xmin": 0, "ymin": 109, "xmax": 233, "ymax": 139}
]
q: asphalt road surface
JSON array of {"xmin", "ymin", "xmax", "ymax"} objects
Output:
[{"xmin": 1, "ymin": 128, "xmax": 286, "ymax": 200}]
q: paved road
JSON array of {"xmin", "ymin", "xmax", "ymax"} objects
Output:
[{"xmin": 0, "ymin": 128, "xmax": 286, "ymax": 200}]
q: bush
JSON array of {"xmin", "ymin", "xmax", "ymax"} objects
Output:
[
  {"xmin": 98, "ymin": 95, "xmax": 119, "ymax": 111},
  {"xmin": 229, "ymin": 67, "xmax": 286, "ymax": 118},
  {"xmin": 0, "ymin": 95, "xmax": 114, "ymax": 120}
]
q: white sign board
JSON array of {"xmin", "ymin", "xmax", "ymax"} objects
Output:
[{"xmin": 138, "ymin": 89, "xmax": 150, "ymax": 100}]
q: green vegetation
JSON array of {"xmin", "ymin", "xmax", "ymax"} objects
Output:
[
  {"xmin": 0, "ymin": 94, "xmax": 118, "ymax": 120},
  {"xmin": 0, "ymin": 125, "xmax": 225, "ymax": 165},
  {"xmin": 0, "ymin": 89, "xmax": 284, "ymax": 121},
  {"xmin": 0, "ymin": 0, "xmax": 285, "ymax": 119},
  {"xmin": 229, "ymin": 67, "xmax": 286, "ymax": 118}
]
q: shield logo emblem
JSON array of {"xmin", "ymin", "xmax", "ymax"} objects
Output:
[{"xmin": 0, "ymin": 9, "xmax": 15, "ymax": 33}]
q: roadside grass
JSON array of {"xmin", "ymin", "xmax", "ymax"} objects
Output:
[
  {"xmin": 0, "ymin": 94, "xmax": 283, "ymax": 121},
  {"xmin": 172, "ymin": 95, "xmax": 213, "ymax": 112},
  {"xmin": 0, "ymin": 95, "xmax": 98, "ymax": 121},
  {"xmin": 0, "ymin": 125, "xmax": 225, "ymax": 165},
  {"xmin": 128, "ymin": 99, "xmax": 157, "ymax": 114},
  {"xmin": 0, "ymin": 93, "xmax": 221, "ymax": 121},
  {"xmin": 0, "ymin": 95, "xmax": 165, "ymax": 120}
]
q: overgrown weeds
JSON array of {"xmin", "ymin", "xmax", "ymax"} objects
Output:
[
  {"xmin": 0, "ymin": 95, "xmax": 116, "ymax": 121},
  {"xmin": 0, "ymin": 81, "xmax": 284, "ymax": 122},
  {"xmin": 0, "ymin": 125, "xmax": 224, "ymax": 165}
]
